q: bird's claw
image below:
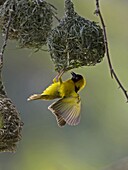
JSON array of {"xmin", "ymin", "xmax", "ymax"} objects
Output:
[{"xmin": 54, "ymin": 69, "xmax": 65, "ymax": 82}]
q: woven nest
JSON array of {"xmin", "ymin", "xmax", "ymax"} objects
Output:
[
  {"xmin": 0, "ymin": 0, "xmax": 56, "ymax": 49},
  {"xmin": 48, "ymin": 0, "xmax": 105, "ymax": 72},
  {"xmin": 0, "ymin": 95, "xmax": 23, "ymax": 152}
]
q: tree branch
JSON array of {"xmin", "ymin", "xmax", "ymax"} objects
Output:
[
  {"xmin": 0, "ymin": 9, "xmax": 13, "ymax": 68},
  {"xmin": 94, "ymin": 0, "xmax": 128, "ymax": 102},
  {"xmin": 0, "ymin": 8, "xmax": 13, "ymax": 96}
]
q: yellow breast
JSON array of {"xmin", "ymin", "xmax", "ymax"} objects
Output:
[{"xmin": 59, "ymin": 79, "xmax": 76, "ymax": 98}]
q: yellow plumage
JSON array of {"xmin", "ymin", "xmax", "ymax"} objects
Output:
[{"xmin": 27, "ymin": 72, "xmax": 86, "ymax": 127}]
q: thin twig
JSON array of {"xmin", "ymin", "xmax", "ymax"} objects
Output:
[
  {"xmin": 0, "ymin": 9, "xmax": 13, "ymax": 68},
  {"xmin": 0, "ymin": 8, "xmax": 13, "ymax": 96},
  {"xmin": 94, "ymin": 0, "xmax": 128, "ymax": 102}
]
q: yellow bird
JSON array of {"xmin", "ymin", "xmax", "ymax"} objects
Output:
[{"xmin": 27, "ymin": 72, "xmax": 86, "ymax": 127}]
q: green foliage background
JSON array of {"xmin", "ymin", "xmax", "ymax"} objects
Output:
[{"xmin": 0, "ymin": 0, "xmax": 128, "ymax": 170}]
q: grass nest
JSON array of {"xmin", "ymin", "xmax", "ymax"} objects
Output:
[
  {"xmin": 48, "ymin": 0, "xmax": 105, "ymax": 72},
  {"xmin": 0, "ymin": 0, "xmax": 56, "ymax": 49},
  {"xmin": 0, "ymin": 95, "xmax": 23, "ymax": 152}
]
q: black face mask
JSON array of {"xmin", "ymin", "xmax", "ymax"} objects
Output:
[{"xmin": 71, "ymin": 72, "xmax": 83, "ymax": 82}]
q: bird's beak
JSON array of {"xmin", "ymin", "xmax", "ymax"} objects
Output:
[{"xmin": 71, "ymin": 72, "xmax": 77, "ymax": 78}]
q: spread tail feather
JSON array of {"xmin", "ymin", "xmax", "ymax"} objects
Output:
[
  {"xmin": 55, "ymin": 113, "xmax": 66, "ymax": 127},
  {"xmin": 48, "ymin": 96, "xmax": 81, "ymax": 126}
]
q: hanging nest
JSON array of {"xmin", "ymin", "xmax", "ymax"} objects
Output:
[
  {"xmin": 0, "ymin": 94, "xmax": 23, "ymax": 152},
  {"xmin": 48, "ymin": 0, "xmax": 105, "ymax": 72},
  {"xmin": 0, "ymin": 0, "xmax": 57, "ymax": 49}
]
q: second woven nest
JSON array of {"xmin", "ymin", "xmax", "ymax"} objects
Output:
[{"xmin": 48, "ymin": 0, "xmax": 105, "ymax": 72}]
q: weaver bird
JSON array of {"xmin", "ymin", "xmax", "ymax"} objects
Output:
[{"xmin": 27, "ymin": 72, "xmax": 86, "ymax": 127}]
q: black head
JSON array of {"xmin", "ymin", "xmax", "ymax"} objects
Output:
[{"xmin": 71, "ymin": 72, "xmax": 83, "ymax": 82}]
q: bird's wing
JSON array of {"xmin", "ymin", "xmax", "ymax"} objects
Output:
[{"xmin": 48, "ymin": 96, "xmax": 81, "ymax": 126}]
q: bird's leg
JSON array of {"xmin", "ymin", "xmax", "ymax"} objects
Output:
[{"xmin": 53, "ymin": 69, "xmax": 65, "ymax": 83}]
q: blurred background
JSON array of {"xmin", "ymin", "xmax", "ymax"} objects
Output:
[{"xmin": 0, "ymin": 0, "xmax": 128, "ymax": 170}]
